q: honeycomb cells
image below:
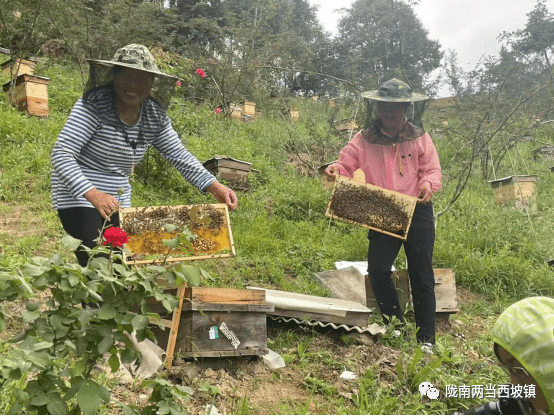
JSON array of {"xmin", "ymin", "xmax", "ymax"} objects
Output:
[{"xmin": 329, "ymin": 182, "xmax": 410, "ymax": 233}]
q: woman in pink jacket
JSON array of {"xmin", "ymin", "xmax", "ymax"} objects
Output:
[{"xmin": 325, "ymin": 79, "xmax": 442, "ymax": 351}]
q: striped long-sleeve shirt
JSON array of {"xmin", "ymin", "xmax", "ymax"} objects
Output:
[{"xmin": 51, "ymin": 87, "xmax": 216, "ymax": 210}]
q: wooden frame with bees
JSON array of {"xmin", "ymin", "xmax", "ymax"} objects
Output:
[
  {"xmin": 119, "ymin": 203, "xmax": 235, "ymax": 266},
  {"xmin": 325, "ymin": 176, "xmax": 418, "ymax": 241}
]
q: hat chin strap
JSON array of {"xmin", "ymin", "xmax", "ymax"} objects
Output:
[{"xmin": 91, "ymin": 65, "xmax": 97, "ymax": 90}]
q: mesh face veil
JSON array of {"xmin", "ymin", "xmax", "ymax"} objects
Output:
[{"xmin": 360, "ymin": 79, "xmax": 429, "ymax": 145}]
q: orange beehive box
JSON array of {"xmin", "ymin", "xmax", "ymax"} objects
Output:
[{"xmin": 3, "ymin": 74, "xmax": 49, "ymax": 117}]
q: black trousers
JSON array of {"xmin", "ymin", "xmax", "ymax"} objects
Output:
[
  {"xmin": 367, "ymin": 203, "xmax": 436, "ymax": 344},
  {"xmin": 58, "ymin": 207, "xmax": 120, "ymax": 267}
]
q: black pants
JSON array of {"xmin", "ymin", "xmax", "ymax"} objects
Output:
[
  {"xmin": 58, "ymin": 207, "xmax": 120, "ymax": 267},
  {"xmin": 367, "ymin": 203, "xmax": 436, "ymax": 344}
]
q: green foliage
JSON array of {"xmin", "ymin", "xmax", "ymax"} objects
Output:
[{"xmin": 0, "ymin": 231, "xmax": 202, "ymax": 414}]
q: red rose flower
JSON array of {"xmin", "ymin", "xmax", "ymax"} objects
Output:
[
  {"xmin": 215, "ymin": 107, "xmax": 221, "ymax": 114},
  {"xmin": 103, "ymin": 227, "xmax": 129, "ymax": 248},
  {"xmin": 195, "ymin": 68, "xmax": 206, "ymax": 78},
  {"xmin": 175, "ymin": 80, "xmax": 182, "ymax": 87}
]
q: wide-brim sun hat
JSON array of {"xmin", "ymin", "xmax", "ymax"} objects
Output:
[
  {"xmin": 361, "ymin": 78, "xmax": 429, "ymax": 102},
  {"xmin": 492, "ymin": 296, "xmax": 554, "ymax": 413},
  {"xmin": 84, "ymin": 44, "xmax": 178, "ymax": 109}
]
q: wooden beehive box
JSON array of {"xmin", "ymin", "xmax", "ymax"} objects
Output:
[
  {"xmin": 1, "ymin": 57, "xmax": 38, "ymax": 78},
  {"xmin": 119, "ymin": 204, "xmax": 235, "ymax": 265},
  {"xmin": 203, "ymin": 157, "xmax": 252, "ymax": 191},
  {"xmin": 326, "ymin": 176, "xmax": 418, "ymax": 240},
  {"xmin": 290, "ymin": 107, "xmax": 299, "ymax": 122},
  {"xmin": 365, "ymin": 269, "xmax": 459, "ymax": 313},
  {"xmin": 488, "ymin": 175, "xmax": 538, "ymax": 210},
  {"xmin": 230, "ymin": 104, "xmax": 242, "ymax": 120},
  {"xmin": 174, "ymin": 287, "xmax": 273, "ymax": 358},
  {"xmin": 3, "ymin": 74, "xmax": 49, "ymax": 117},
  {"xmin": 533, "ymin": 146, "xmax": 554, "ymax": 160},
  {"xmin": 241, "ymin": 101, "xmax": 256, "ymax": 116}
]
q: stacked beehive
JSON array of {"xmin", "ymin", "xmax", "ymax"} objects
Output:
[{"xmin": 2, "ymin": 57, "xmax": 49, "ymax": 117}]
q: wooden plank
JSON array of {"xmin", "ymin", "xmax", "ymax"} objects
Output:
[
  {"xmin": 366, "ymin": 269, "xmax": 459, "ymax": 313},
  {"xmin": 165, "ymin": 284, "xmax": 187, "ymax": 368},
  {"xmin": 433, "ymin": 269, "xmax": 460, "ymax": 312},
  {"xmin": 185, "ymin": 287, "xmax": 265, "ymax": 304},
  {"xmin": 182, "ymin": 302, "xmax": 274, "ymax": 313},
  {"xmin": 365, "ymin": 271, "xmax": 411, "ymax": 311}
]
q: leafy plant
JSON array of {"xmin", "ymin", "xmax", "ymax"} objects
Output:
[{"xmin": 0, "ymin": 227, "xmax": 201, "ymax": 414}]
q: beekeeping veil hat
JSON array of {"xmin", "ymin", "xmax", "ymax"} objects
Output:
[
  {"xmin": 84, "ymin": 44, "xmax": 177, "ymax": 109},
  {"xmin": 361, "ymin": 78, "xmax": 429, "ymax": 144},
  {"xmin": 492, "ymin": 296, "xmax": 554, "ymax": 413}
]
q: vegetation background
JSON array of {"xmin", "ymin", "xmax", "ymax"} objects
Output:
[{"xmin": 0, "ymin": 0, "xmax": 554, "ymax": 414}]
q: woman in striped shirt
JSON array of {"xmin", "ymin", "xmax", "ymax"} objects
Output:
[{"xmin": 51, "ymin": 44, "xmax": 237, "ymax": 266}]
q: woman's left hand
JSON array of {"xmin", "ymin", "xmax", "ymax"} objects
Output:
[
  {"xmin": 418, "ymin": 182, "xmax": 434, "ymax": 203},
  {"xmin": 206, "ymin": 181, "xmax": 238, "ymax": 211}
]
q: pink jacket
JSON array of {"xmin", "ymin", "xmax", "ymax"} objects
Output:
[{"xmin": 334, "ymin": 130, "xmax": 442, "ymax": 198}]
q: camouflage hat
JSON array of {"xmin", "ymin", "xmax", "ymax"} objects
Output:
[
  {"xmin": 361, "ymin": 78, "xmax": 428, "ymax": 102},
  {"xmin": 86, "ymin": 44, "xmax": 175, "ymax": 79},
  {"xmin": 84, "ymin": 44, "xmax": 177, "ymax": 109}
]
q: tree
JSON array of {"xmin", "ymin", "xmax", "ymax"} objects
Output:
[
  {"xmin": 507, "ymin": 0, "xmax": 554, "ymax": 70},
  {"xmin": 334, "ymin": 0, "xmax": 442, "ymax": 89}
]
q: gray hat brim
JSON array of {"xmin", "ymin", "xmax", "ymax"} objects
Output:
[
  {"xmin": 361, "ymin": 90, "xmax": 429, "ymax": 102},
  {"xmin": 86, "ymin": 59, "xmax": 177, "ymax": 79}
]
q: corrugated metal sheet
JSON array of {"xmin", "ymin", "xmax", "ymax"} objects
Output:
[{"xmin": 268, "ymin": 316, "xmax": 386, "ymax": 335}]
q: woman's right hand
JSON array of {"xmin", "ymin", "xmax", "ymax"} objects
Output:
[
  {"xmin": 325, "ymin": 165, "xmax": 340, "ymax": 181},
  {"xmin": 84, "ymin": 188, "xmax": 119, "ymax": 220}
]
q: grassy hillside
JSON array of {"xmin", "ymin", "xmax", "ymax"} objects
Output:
[{"xmin": 1, "ymin": 60, "xmax": 554, "ymax": 414}]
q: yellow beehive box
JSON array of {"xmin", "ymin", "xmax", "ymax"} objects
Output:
[
  {"xmin": 119, "ymin": 204, "xmax": 235, "ymax": 265},
  {"xmin": 488, "ymin": 175, "xmax": 538, "ymax": 211},
  {"xmin": 289, "ymin": 107, "xmax": 299, "ymax": 122},
  {"xmin": 326, "ymin": 176, "xmax": 418, "ymax": 240},
  {"xmin": 1, "ymin": 57, "xmax": 38, "ymax": 78},
  {"xmin": 230, "ymin": 104, "xmax": 242, "ymax": 120},
  {"xmin": 241, "ymin": 101, "xmax": 255, "ymax": 116},
  {"xmin": 3, "ymin": 74, "xmax": 49, "ymax": 117}
]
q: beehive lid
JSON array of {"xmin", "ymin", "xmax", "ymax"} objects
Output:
[
  {"xmin": 2, "ymin": 74, "xmax": 49, "ymax": 91},
  {"xmin": 119, "ymin": 203, "xmax": 235, "ymax": 265},
  {"xmin": 203, "ymin": 157, "xmax": 252, "ymax": 172},
  {"xmin": 488, "ymin": 175, "xmax": 538, "ymax": 187},
  {"xmin": 0, "ymin": 57, "xmax": 38, "ymax": 69},
  {"xmin": 326, "ymin": 176, "xmax": 418, "ymax": 240}
]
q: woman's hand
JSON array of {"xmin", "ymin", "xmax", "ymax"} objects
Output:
[
  {"xmin": 84, "ymin": 188, "xmax": 119, "ymax": 220},
  {"xmin": 325, "ymin": 165, "xmax": 340, "ymax": 181},
  {"xmin": 206, "ymin": 181, "xmax": 238, "ymax": 211},
  {"xmin": 418, "ymin": 182, "xmax": 434, "ymax": 203}
]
